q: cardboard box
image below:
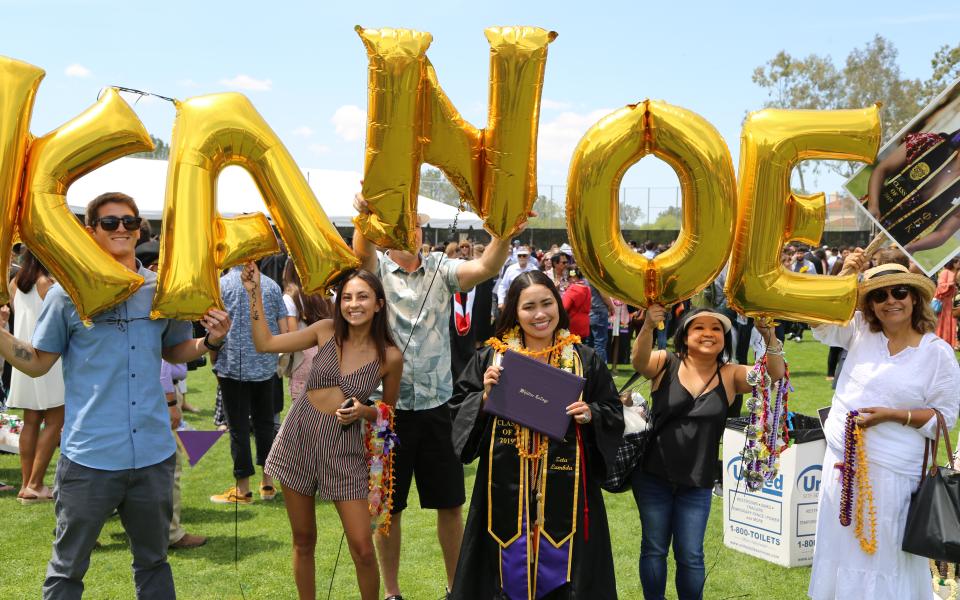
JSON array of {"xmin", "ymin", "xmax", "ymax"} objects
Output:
[{"xmin": 722, "ymin": 415, "xmax": 826, "ymax": 567}]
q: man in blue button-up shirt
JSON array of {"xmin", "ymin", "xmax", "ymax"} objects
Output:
[{"xmin": 0, "ymin": 193, "xmax": 232, "ymax": 600}]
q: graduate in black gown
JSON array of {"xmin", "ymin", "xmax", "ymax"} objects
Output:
[{"xmin": 450, "ymin": 271, "xmax": 624, "ymax": 600}]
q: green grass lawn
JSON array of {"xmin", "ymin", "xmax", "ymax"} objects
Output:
[{"xmin": 0, "ymin": 338, "xmax": 956, "ymax": 599}]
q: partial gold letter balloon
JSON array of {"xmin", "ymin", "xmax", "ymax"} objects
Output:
[
  {"xmin": 0, "ymin": 57, "xmax": 43, "ymax": 306},
  {"xmin": 355, "ymin": 25, "xmax": 555, "ymax": 250},
  {"xmin": 152, "ymin": 93, "xmax": 358, "ymax": 320},
  {"xmin": 20, "ymin": 88, "xmax": 152, "ymax": 321},
  {"xmin": 725, "ymin": 106, "xmax": 881, "ymax": 324},
  {"xmin": 567, "ymin": 100, "xmax": 736, "ymax": 308}
]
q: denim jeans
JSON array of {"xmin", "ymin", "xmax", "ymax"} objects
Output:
[
  {"xmin": 631, "ymin": 472, "xmax": 713, "ymax": 600},
  {"xmin": 589, "ymin": 315, "xmax": 609, "ymax": 364}
]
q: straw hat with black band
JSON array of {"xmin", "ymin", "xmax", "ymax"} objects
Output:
[{"xmin": 858, "ymin": 263, "xmax": 935, "ymax": 303}]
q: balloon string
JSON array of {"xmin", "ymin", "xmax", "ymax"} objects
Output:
[
  {"xmin": 398, "ymin": 206, "xmax": 461, "ymax": 355},
  {"xmin": 234, "ymin": 340, "xmax": 246, "ymax": 599},
  {"xmin": 326, "ymin": 531, "xmax": 346, "ymax": 600},
  {"xmin": 104, "ymin": 86, "xmax": 177, "ymax": 104}
]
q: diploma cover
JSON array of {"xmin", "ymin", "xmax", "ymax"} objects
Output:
[{"xmin": 483, "ymin": 350, "xmax": 586, "ymax": 441}]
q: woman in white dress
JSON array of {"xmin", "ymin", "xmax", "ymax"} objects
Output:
[
  {"xmin": 8, "ymin": 251, "xmax": 65, "ymax": 503},
  {"xmin": 808, "ymin": 255, "xmax": 960, "ymax": 600}
]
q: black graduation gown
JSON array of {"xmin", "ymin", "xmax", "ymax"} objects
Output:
[{"xmin": 449, "ymin": 344, "xmax": 624, "ymax": 600}]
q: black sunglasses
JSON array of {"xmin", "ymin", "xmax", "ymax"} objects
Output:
[
  {"xmin": 866, "ymin": 285, "xmax": 911, "ymax": 304},
  {"xmin": 93, "ymin": 215, "xmax": 142, "ymax": 232}
]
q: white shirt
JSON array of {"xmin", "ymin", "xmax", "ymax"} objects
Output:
[
  {"xmin": 283, "ymin": 294, "xmax": 298, "ymax": 319},
  {"xmin": 496, "ymin": 261, "xmax": 539, "ymax": 305},
  {"xmin": 812, "ymin": 312, "xmax": 960, "ymax": 476}
]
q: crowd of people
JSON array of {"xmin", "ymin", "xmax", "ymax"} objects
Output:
[{"xmin": 0, "ymin": 190, "xmax": 958, "ymax": 600}]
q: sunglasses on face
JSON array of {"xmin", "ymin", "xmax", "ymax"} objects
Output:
[
  {"xmin": 93, "ymin": 215, "xmax": 142, "ymax": 232},
  {"xmin": 867, "ymin": 285, "xmax": 911, "ymax": 304}
]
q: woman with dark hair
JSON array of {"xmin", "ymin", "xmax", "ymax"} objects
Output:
[
  {"xmin": 807, "ymin": 254, "xmax": 960, "ymax": 600},
  {"xmin": 242, "ymin": 263, "xmax": 403, "ymax": 600},
  {"xmin": 449, "ymin": 270, "xmax": 624, "ymax": 599},
  {"xmin": 546, "ymin": 252, "xmax": 571, "ymax": 293},
  {"xmin": 7, "ymin": 250, "xmax": 64, "ymax": 503},
  {"xmin": 934, "ymin": 257, "xmax": 958, "ymax": 349},
  {"xmin": 630, "ymin": 305, "xmax": 783, "ymax": 599},
  {"xmin": 280, "ymin": 258, "xmax": 334, "ymax": 399}
]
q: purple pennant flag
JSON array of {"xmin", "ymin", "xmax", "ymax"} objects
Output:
[{"xmin": 176, "ymin": 430, "xmax": 224, "ymax": 467}]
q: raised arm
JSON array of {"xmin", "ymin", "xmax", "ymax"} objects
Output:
[
  {"xmin": 631, "ymin": 304, "xmax": 668, "ymax": 378},
  {"xmin": 457, "ymin": 234, "xmax": 513, "ymax": 291},
  {"xmin": 732, "ymin": 320, "xmax": 785, "ymax": 395},
  {"xmin": 352, "ymin": 192, "xmax": 378, "ymax": 273},
  {"xmin": 241, "ymin": 261, "xmax": 326, "ymax": 354}
]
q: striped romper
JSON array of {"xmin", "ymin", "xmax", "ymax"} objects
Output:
[{"xmin": 265, "ymin": 337, "xmax": 381, "ymax": 500}]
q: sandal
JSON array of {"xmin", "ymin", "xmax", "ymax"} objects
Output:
[{"xmin": 17, "ymin": 487, "xmax": 47, "ymax": 505}]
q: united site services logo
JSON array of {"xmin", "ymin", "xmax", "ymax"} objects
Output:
[
  {"xmin": 796, "ymin": 464, "xmax": 822, "ymax": 494},
  {"xmin": 726, "ymin": 456, "xmax": 783, "ymax": 497}
]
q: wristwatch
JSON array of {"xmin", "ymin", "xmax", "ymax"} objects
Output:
[{"xmin": 203, "ymin": 333, "xmax": 225, "ymax": 351}]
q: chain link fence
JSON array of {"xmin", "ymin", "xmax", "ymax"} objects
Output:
[{"xmin": 535, "ymin": 185, "xmax": 872, "ymax": 232}]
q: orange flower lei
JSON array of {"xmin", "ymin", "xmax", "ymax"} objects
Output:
[
  {"xmin": 853, "ymin": 426, "xmax": 877, "ymax": 554},
  {"xmin": 485, "ymin": 327, "xmax": 580, "ymax": 370}
]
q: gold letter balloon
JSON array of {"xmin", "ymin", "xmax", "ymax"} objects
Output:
[
  {"xmin": 20, "ymin": 87, "xmax": 153, "ymax": 321},
  {"xmin": 0, "ymin": 57, "xmax": 43, "ymax": 306},
  {"xmin": 151, "ymin": 93, "xmax": 359, "ymax": 320},
  {"xmin": 567, "ymin": 100, "xmax": 737, "ymax": 309},
  {"xmin": 725, "ymin": 106, "xmax": 881, "ymax": 324},
  {"xmin": 355, "ymin": 25, "xmax": 555, "ymax": 250},
  {"xmin": 0, "ymin": 44, "xmax": 890, "ymax": 328}
]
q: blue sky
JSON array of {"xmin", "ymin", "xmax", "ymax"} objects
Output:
[{"xmin": 3, "ymin": 0, "xmax": 958, "ymax": 205}]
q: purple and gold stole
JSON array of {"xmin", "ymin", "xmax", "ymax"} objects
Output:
[
  {"xmin": 486, "ymin": 353, "xmax": 582, "ymax": 600},
  {"xmin": 878, "ymin": 136, "xmax": 960, "ymax": 243}
]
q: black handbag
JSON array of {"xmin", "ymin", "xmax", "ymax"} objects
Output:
[{"xmin": 902, "ymin": 409, "xmax": 960, "ymax": 562}]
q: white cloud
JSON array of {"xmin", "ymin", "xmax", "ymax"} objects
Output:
[
  {"xmin": 219, "ymin": 74, "xmax": 272, "ymax": 91},
  {"xmin": 541, "ymin": 98, "xmax": 572, "ymax": 111},
  {"xmin": 65, "ymin": 64, "xmax": 91, "ymax": 78},
  {"xmin": 537, "ymin": 108, "xmax": 612, "ymax": 165},
  {"xmin": 331, "ymin": 105, "xmax": 366, "ymax": 142},
  {"xmin": 309, "ymin": 143, "xmax": 331, "ymax": 155},
  {"xmin": 292, "ymin": 126, "xmax": 314, "ymax": 138}
]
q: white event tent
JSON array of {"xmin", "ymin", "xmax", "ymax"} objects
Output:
[{"xmin": 65, "ymin": 157, "xmax": 482, "ymax": 229}]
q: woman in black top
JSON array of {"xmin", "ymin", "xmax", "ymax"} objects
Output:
[{"xmin": 630, "ymin": 306, "xmax": 784, "ymax": 600}]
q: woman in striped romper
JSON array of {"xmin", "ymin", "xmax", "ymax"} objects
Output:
[{"xmin": 243, "ymin": 264, "xmax": 403, "ymax": 600}]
